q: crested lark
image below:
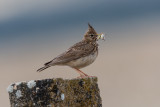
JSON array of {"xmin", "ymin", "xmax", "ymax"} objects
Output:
[{"xmin": 37, "ymin": 23, "xmax": 101, "ymax": 78}]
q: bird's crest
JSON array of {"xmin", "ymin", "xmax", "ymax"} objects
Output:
[
  {"xmin": 88, "ymin": 23, "xmax": 94, "ymax": 30},
  {"xmin": 86, "ymin": 23, "xmax": 97, "ymax": 34}
]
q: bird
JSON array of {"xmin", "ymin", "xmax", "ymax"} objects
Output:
[{"xmin": 37, "ymin": 23, "xmax": 99, "ymax": 78}]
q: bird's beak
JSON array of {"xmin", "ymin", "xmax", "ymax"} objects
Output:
[{"xmin": 97, "ymin": 33, "xmax": 105, "ymax": 41}]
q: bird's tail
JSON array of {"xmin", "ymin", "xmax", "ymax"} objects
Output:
[{"xmin": 37, "ymin": 65, "xmax": 50, "ymax": 72}]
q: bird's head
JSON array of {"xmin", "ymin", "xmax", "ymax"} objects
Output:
[{"xmin": 83, "ymin": 23, "xmax": 98, "ymax": 42}]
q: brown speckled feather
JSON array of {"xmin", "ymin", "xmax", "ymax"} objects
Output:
[{"xmin": 45, "ymin": 40, "xmax": 98, "ymax": 66}]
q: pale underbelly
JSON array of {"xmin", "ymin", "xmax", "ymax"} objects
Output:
[{"xmin": 66, "ymin": 51, "xmax": 98, "ymax": 69}]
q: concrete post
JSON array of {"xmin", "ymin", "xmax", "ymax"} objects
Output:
[{"xmin": 7, "ymin": 77, "xmax": 102, "ymax": 107}]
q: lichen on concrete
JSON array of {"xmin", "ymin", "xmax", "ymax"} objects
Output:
[
  {"xmin": 8, "ymin": 77, "xmax": 102, "ymax": 107},
  {"xmin": 7, "ymin": 84, "xmax": 14, "ymax": 93},
  {"xmin": 61, "ymin": 93, "xmax": 65, "ymax": 100},
  {"xmin": 27, "ymin": 80, "xmax": 36, "ymax": 89},
  {"xmin": 16, "ymin": 90, "xmax": 22, "ymax": 98}
]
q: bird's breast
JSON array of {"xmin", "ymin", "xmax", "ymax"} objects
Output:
[{"xmin": 66, "ymin": 51, "xmax": 98, "ymax": 69}]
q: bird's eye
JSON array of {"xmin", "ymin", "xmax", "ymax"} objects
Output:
[{"xmin": 90, "ymin": 34, "xmax": 94, "ymax": 37}]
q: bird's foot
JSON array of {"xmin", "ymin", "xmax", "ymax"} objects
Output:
[
  {"xmin": 77, "ymin": 75, "xmax": 96, "ymax": 78},
  {"xmin": 74, "ymin": 68, "xmax": 96, "ymax": 78},
  {"xmin": 81, "ymin": 73, "xmax": 96, "ymax": 78},
  {"xmin": 77, "ymin": 75, "xmax": 86, "ymax": 78},
  {"xmin": 84, "ymin": 75, "xmax": 97, "ymax": 78}
]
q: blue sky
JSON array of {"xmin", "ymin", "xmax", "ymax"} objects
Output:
[{"xmin": 1, "ymin": 0, "xmax": 160, "ymax": 39}]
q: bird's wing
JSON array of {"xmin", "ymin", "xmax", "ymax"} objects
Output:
[{"xmin": 45, "ymin": 41, "xmax": 95, "ymax": 66}]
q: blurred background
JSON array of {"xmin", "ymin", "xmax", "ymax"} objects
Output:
[{"xmin": 1, "ymin": 0, "xmax": 160, "ymax": 107}]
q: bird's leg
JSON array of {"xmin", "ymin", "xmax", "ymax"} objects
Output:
[
  {"xmin": 74, "ymin": 68, "xmax": 89, "ymax": 77},
  {"xmin": 74, "ymin": 69, "xmax": 85, "ymax": 78},
  {"xmin": 74, "ymin": 68, "xmax": 97, "ymax": 78}
]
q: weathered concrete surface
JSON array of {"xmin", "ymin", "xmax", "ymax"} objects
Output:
[{"xmin": 7, "ymin": 77, "xmax": 102, "ymax": 107}]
